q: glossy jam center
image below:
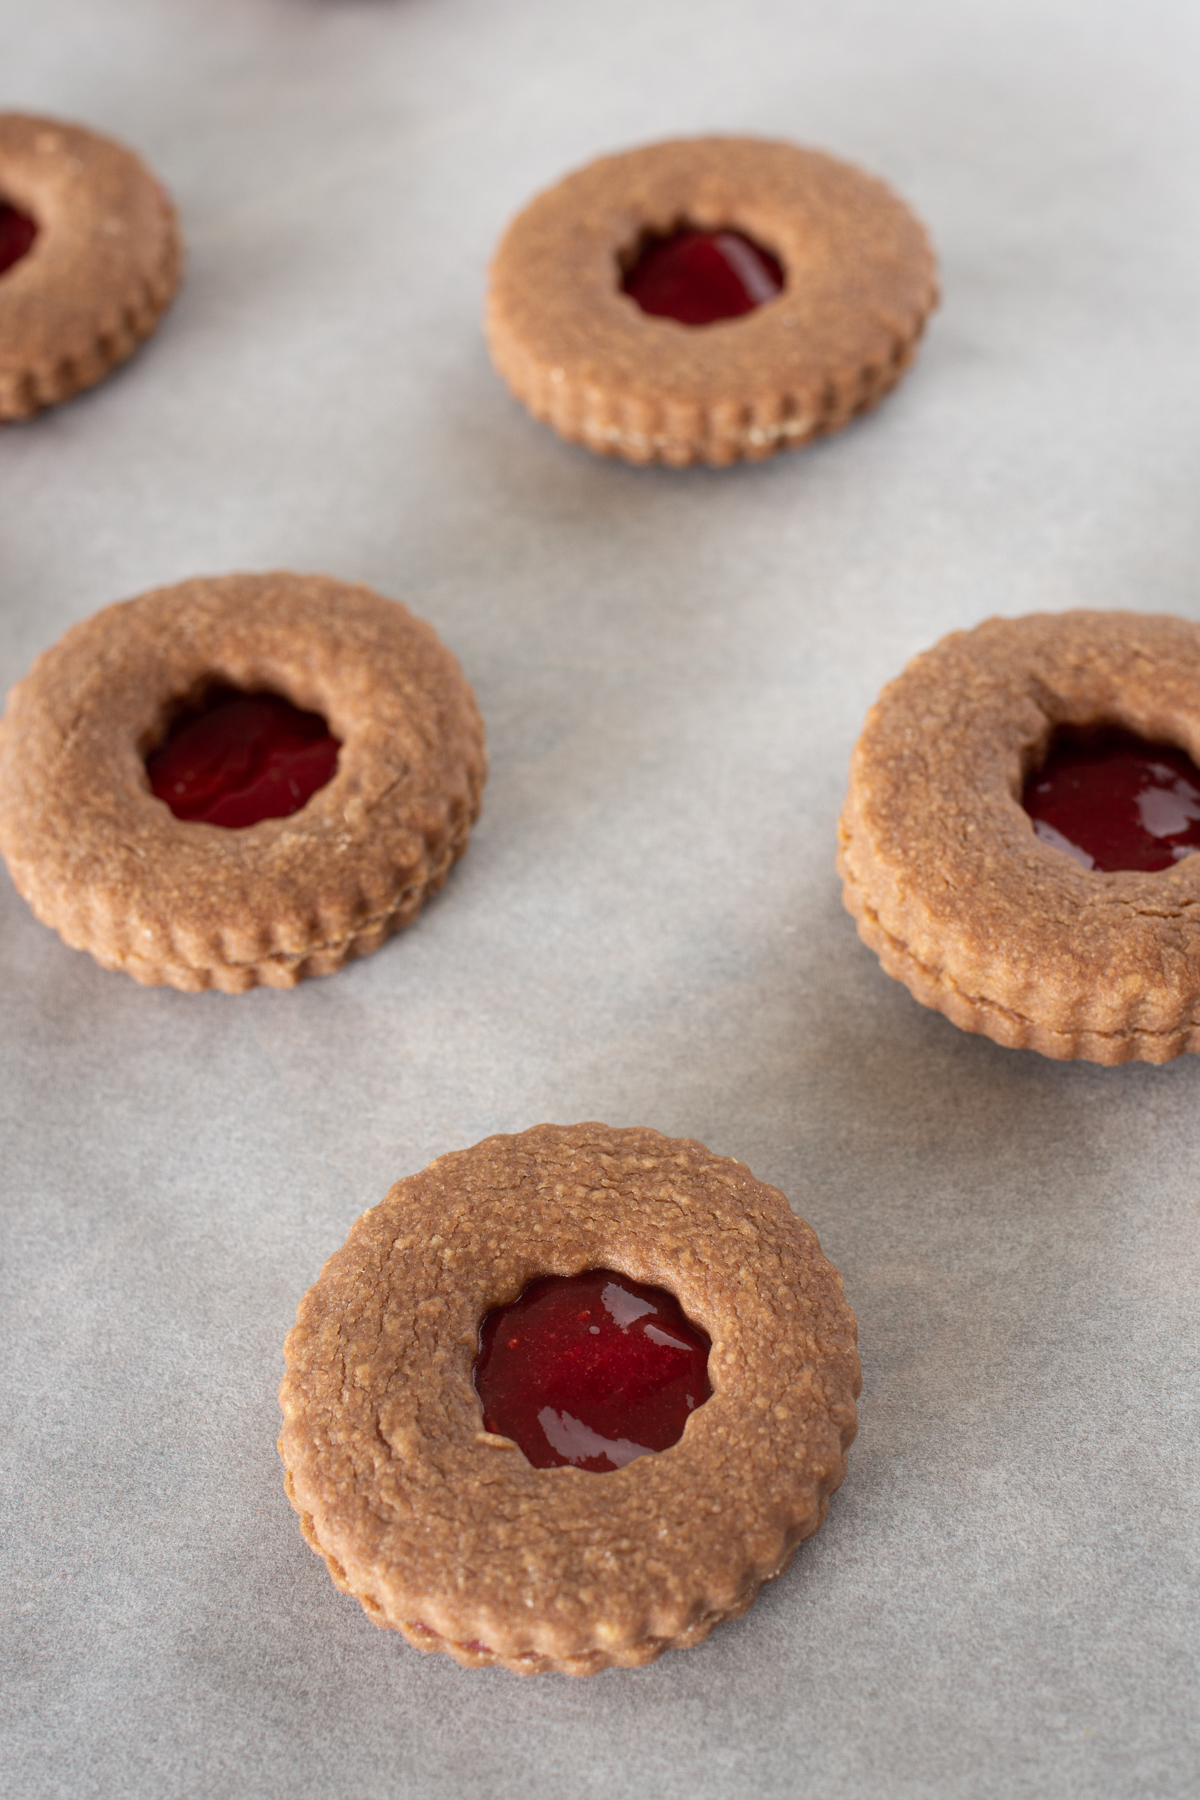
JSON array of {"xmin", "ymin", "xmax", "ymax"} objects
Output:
[
  {"xmin": 145, "ymin": 687, "xmax": 340, "ymax": 829},
  {"xmin": 474, "ymin": 1269, "xmax": 712, "ymax": 1472},
  {"xmin": 623, "ymin": 228, "xmax": 783, "ymax": 326},
  {"xmin": 1023, "ymin": 727, "xmax": 1200, "ymax": 872},
  {"xmin": 0, "ymin": 201, "xmax": 38, "ymax": 277}
]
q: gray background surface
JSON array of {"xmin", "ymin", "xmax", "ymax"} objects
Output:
[{"xmin": 2, "ymin": 1, "xmax": 1199, "ymax": 1795}]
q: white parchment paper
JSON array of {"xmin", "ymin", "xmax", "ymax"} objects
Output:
[{"xmin": 2, "ymin": 2, "xmax": 1198, "ymax": 1795}]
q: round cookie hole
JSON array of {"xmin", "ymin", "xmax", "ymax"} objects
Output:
[
  {"xmin": 1022, "ymin": 723, "xmax": 1200, "ymax": 873},
  {"xmin": 473, "ymin": 1268, "xmax": 712, "ymax": 1472},
  {"xmin": 0, "ymin": 198, "xmax": 37, "ymax": 276},
  {"xmin": 145, "ymin": 683, "xmax": 341, "ymax": 829},
  {"xmin": 620, "ymin": 222, "xmax": 784, "ymax": 326}
]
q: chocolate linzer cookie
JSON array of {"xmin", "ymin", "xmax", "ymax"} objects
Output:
[
  {"xmin": 486, "ymin": 135, "xmax": 937, "ymax": 467},
  {"xmin": 839, "ymin": 610, "xmax": 1200, "ymax": 1062},
  {"xmin": 0, "ymin": 112, "xmax": 181, "ymax": 420},
  {"xmin": 0, "ymin": 572, "xmax": 486, "ymax": 991},
  {"xmin": 279, "ymin": 1123, "xmax": 860, "ymax": 1675}
]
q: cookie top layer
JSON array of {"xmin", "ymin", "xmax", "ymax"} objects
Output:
[
  {"xmin": 839, "ymin": 610, "xmax": 1200, "ymax": 1063},
  {"xmin": 0, "ymin": 112, "xmax": 182, "ymax": 420},
  {"xmin": 0, "ymin": 572, "xmax": 486, "ymax": 992},
  {"xmin": 279, "ymin": 1122, "xmax": 860, "ymax": 1676},
  {"xmin": 486, "ymin": 135, "xmax": 937, "ymax": 466}
]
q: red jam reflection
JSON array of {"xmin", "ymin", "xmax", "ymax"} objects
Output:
[
  {"xmin": 623, "ymin": 228, "xmax": 783, "ymax": 326},
  {"xmin": 145, "ymin": 687, "xmax": 340, "ymax": 829},
  {"xmin": 1023, "ymin": 727, "xmax": 1200, "ymax": 872},
  {"xmin": 0, "ymin": 202, "xmax": 38, "ymax": 277},
  {"xmin": 473, "ymin": 1269, "xmax": 712, "ymax": 1472}
]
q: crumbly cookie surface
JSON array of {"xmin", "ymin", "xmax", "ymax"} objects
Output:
[
  {"xmin": 0, "ymin": 572, "xmax": 486, "ymax": 991},
  {"xmin": 486, "ymin": 135, "xmax": 937, "ymax": 467},
  {"xmin": 0, "ymin": 112, "xmax": 181, "ymax": 420},
  {"xmin": 839, "ymin": 610, "xmax": 1200, "ymax": 1063},
  {"xmin": 279, "ymin": 1123, "xmax": 860, "ymax": 1676}
]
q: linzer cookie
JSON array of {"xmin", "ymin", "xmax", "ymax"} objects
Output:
[
  {"xmin": 838, "ymin": 610, "xmax": 1200, "ymax": 1064},
  {"xmin": 486, "ymin": 135, "xmax": 937, "ymax": 467},
  {"xmin": 279, "ymin": 1123, "xmax": 860, "ymax": 1676},
  {"xmin": 0, "ymin": 112, "xmax": 181, "ymax": 420},
  {"xmin": 0, "ymin": 572, "xmax": 486, "ymax": 991}
]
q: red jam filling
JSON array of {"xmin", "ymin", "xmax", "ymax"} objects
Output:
[
  {"xmin": 0, "ymin": 201, "xmax": 38, "ymax": 277},
  {"xmin": 145, "ymin": 686, "xmax": 340, "ymax": 829},
  {"xmin": 474, "ymin": 1269, "xmax": 712, "ymax": 1472},
  {"xmin": 1023, "ymin": 727, "xmax": 1200, "ymax": 872},
  {"xmin": 623, "ymin": 228, "xmax": 783, "ymax": 326}
]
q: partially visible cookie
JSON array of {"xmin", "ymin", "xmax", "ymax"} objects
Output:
[
  {"xmin": 838, "ymin": 610, "xmax": 1200, "ymax": 1063},
  {"xmin": 0, "ymin": 112, "xmax": 181, "ymax": 420},
  {"xmin": 279, "ymin": 1123, "xmax": 860, "ymax": 1676},
  {"xmin": 486, "ymin": 135, "xmax": 937, "ymax": 467},
  {"xmin": 0, "ymin": 572, "xmax": 486, "ymax": 991}
]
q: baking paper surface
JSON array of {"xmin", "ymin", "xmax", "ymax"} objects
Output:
[{"xmin": 2, "ymin": 2, "xmax": 1198, "ymax": 1795}]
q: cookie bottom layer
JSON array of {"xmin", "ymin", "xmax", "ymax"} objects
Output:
[
  {"xmin": 64, "ymin": 821, "xmax": 468, "ymax": 993},
  {"xmin": 286, "ymin": 1466, "xmax": 798, "ymax": 1676},
  {"xmin": 838, "ymin": 842, "xmax": 1200, "ymax": 1066},
  {"xmin": 492, "ymin": 331, "xmax": 917, "ymax": 469}
]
